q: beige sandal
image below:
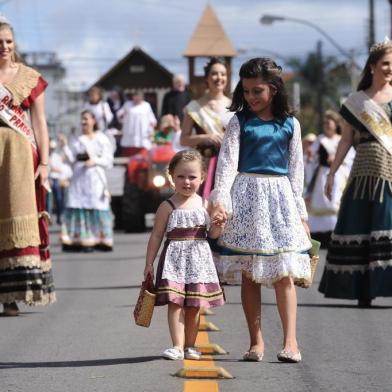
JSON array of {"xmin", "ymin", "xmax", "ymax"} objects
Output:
[
  {"xmin": 277, "ymin": 350, "xmax": 301, "ymax": 363},
  {"xmin": 243, "ymin": 351, "xmax": 264, "ymax": 362}
]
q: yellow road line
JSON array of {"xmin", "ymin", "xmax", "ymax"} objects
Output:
[
  {"xmin": 183, "ymin": 315, "xmax": 220, "ymax": 391},
  {"xmin": 184, "ymin": 381, "xmax": 219, "ymax": 392}
]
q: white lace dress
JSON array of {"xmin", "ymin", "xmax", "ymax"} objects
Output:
[
  {"xmin": 210, "ymin": 114, "xmax": 312, "ymax": 287},
  {"xmin": 155, "ymin": 207, "xmax": 225, "ymax": 308}
]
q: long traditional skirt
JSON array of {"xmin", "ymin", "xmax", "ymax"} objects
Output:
[
  {"xmin": 155, "ymin": 227, "xmax": 225, "ymax": 308},
  {"xmin": 0, "ymin": 128, "xmax": 55, "ymax": 305},
  {"xmin": 61, "ymin": 208, "xmax": 114, "ymax": 249},
  {"xmin": 319, "ymin": 180, "xmax": 392, "ymax": 300}
]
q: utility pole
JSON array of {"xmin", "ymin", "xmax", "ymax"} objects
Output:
[
  {"xmin": 368, "ymin": 0, "xmax": 375, "ymax": 52},
  {"xmin": 316, "ymin": 40, "xmax": 324, "ymax": 132},
  {"xmin": 390, "ymin": 0, "xmax": 392, "ymax": 38}
]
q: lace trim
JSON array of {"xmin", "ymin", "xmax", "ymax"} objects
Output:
[
  {"xmin": 166, "ymin": 208, "xmax": 209, "ymax": 232},
  {"xmin": 5, "ymin": 64, "xmax": 41, "ymax": 106},
  {"xmin": 0, "ymin": 214, "xmax": 40, "ymax": 250},
  {"xmin": 325, "ymin": 259, "xmax": 392, "ymax": 274},
  {"xmin": 0, "ymin": 255, "xmax": 52, "ymax": 272},
  {"xmin": 218, "ymin": 238, "xmax": 311, "ymax": 256},
  {"xmin": 0, "ymin": 291, "xmax": 56, "ymax": 306},
  {"xmin": 331, "ymin": 230, "xmax": 392, "ymax": 243},
  {"xmin": 214, "ymin": 252, "xmax": 311, "ymax": 288}
]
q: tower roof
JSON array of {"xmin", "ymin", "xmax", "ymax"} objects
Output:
[{"xmin": 183, "ymin": 4, "xmax": 236, "ymax": 57}]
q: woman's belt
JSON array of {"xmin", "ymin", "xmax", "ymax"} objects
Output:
[{"xmin": 166, "ymin": 227, "xmax": 207, "ymax": 241}]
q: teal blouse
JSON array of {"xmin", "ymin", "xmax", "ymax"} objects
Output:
[{"xmin": 237, "ymin": 112, "xmax": 294, "ymax": 175}]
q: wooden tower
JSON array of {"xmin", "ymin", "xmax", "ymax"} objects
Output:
[{"xmin": 183, "ymin": 4, "xmax": 236, "ymax": 98}]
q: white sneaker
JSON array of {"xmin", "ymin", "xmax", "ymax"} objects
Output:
[
  {"xmin": 184, "ymin": 347, "xmax": 201, "ymax": 360},
  {"xmin": 162, "ymin": 347, "xmax": 184, "ymax": 360}
]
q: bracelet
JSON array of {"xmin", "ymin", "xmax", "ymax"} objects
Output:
[{"xmin": 40, "ymin": 162, "xmax": 49, "ymax": 166}]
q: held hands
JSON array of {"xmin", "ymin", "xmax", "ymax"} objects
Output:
[
  {"xmin": 324, "ymin": 172, "xmax": 334, "ymax": 201},
  {"xmin": 210, "ymin": 203, "xmax": 228, "ymax": 227}
]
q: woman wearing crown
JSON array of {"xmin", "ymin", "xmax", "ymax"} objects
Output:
[
  {"xmin": 0, "ymin": 17, "xmax": 55, "ymax": 315},
  {"xmin": 319, "ymin": 38, "xmax": 392, "ymax": 307}
]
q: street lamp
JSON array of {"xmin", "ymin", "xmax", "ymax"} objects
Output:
[{"xmin": 260, "ymin": 14, "xmax": 360, "ymax": 69}]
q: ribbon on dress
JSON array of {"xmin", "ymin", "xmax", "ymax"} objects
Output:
[
  {"xmin": 0, "ymin": 83, "xmax": 37, "ymax": 149},
  {"xmin": 343, "ymin": 91, "xmax": 392, "ymax": 157}
]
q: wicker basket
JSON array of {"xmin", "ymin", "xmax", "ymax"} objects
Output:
[
  {"xmin": 133, "ymin": 278, "xmax": 156, "ymax": 327},
  {"xmin": 295, "ymin": 255, "xmax": 319, "ymax": 288},
  {"xmin": 294, "ymin": 239, "xmax": 320, "ymax": 289}
]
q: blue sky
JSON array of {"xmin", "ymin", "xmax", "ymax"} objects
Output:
[{"xmin": 1, "ymin": 0, "xmax": 390, "ymax": 89}]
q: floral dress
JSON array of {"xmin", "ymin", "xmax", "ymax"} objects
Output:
[{"xmin": 210, "ymin": 111, "xmax": 312, "ymax": 287}]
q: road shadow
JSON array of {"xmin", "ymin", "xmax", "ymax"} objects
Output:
[
  {"xmin": 223, "ymin": 301, "xmax": 392, "ymax": 309},
  {"xmin": 0, "ymin": 356, "xmax": 162, "ymax": 369},
  {"xmin": 55, "ymin": 285, "xmax": 141, "ymax": 291}
]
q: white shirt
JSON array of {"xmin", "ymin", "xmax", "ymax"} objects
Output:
[
  {"xmin": 119, "ymin": 101, "xmax": 157, "ymax": 149},
  {"xmin": 64, "ymin": 132, "xmax": 114, "ymax": 210},
  {"xmin": 83, "ymin": 101, "xmax": 113, "ymax": 131}
]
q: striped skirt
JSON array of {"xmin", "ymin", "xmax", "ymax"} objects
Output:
[{"xmin": 155, "ymin": 227, "xmax": 224, "ymax": 308}]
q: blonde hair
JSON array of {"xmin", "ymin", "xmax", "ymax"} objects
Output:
[
  {"xmin": 0, "ymin": 21, "xmax": 22, "ymax": 63},
  {"xmin": 167, "ymin": 150, "xmax": 205, "ymax": 185}
]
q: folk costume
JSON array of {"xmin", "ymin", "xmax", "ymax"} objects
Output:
[
  {"xmin": 0, "ymin": 64, "xmax": 55, "ymax": 306},
  {"xmin": 319, "ymin": 91, "xmax": 392, "ymax": 300},
  {"xmin": 307, "ymin": 134, "xmax": 354, "ymax": 241},
  {"xmin": 210, "ymin": 112, "xmax": 312, "ymax": 287},
  {"xmin": 184, "ymin": 100, "xmax": 233, "ymax": 199},
  {"xmin": 61, "ymin": 131, "xmax": 114, "ymax": 250},
  {"xmin": 155, "ymin": 200, "xmax": 225, "ymax": 308}
]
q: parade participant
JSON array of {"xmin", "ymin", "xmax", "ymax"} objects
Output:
[
  {"xmin": 118, "ymin": 91, "xmax": 157, "ymax": 156},
  {"xmin": 302, "ymin": 132, "xmax": 317, "ymax": 189},
  {"xmin": 0, "ymin": 17, "xmax": 55, "ymax": 315},
  {"xmin": 161, "ymin": 74, "xmax": 191, "ymax": 122},
  {"xmin": 319, "ymin": 39, "xmax": 392, "ymax": 307},
  {"xmin": 210, "ymin": 58, "xmax": 311, "ymax": 363},
  {"xmin": 61, "ymin": 110, "xmax": 114, "ymax": 252},
  {"xmin": 181, "ymin": 57, "xmax": 232, "ymax": 199},
  {"xmin": 154, "ymin": 114, "xmax": 176, "ymax": 145},
  {"xmin": 143, "ymin": 150, "xmax": 225, "ymax": 360},
  {"xmin": 306, "ymin": 111, "xmax": 354, "ymax": 247},
  {"xmin": 84, "ymin": 86, "xmax": 113, "ymax": 132}
]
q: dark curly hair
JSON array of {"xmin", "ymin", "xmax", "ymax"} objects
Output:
[{"xmin": 229, "ymin": 57, "xmax": 294, "ymax": 120}]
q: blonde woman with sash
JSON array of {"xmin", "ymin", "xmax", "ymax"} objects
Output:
[
  {"xmin": 319, "ymin": 39, "xmax": 392, "ymax": 307},
  {"xmin": 0, "ymin": 17, "xmax": 55, "ymax": 316},
  {"xmin": 181, "ymin": 58, "xmax": 232, "ymax": 199}
]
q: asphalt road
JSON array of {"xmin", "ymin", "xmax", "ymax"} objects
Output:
[{"xmin": 1, "ymin": 227, "xmax": 392, "ymax": 392}]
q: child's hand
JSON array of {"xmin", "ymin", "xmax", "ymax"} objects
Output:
[
  {"xmin": 144, "ymin": 263, "xmax": 154, "ymax": 281},
  {"xmin": 212, "ymin": 213, "xmax": 226, "ymax": 227}
]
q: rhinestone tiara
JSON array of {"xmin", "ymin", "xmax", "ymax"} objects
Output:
[{"xmin": 370, "ymin": 36, "xmax": 392, "ymax": 53}]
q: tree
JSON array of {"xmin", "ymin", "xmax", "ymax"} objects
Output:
[{"xmin": 286, "ymin": 51, "xmax": 352, "ymax": 134}]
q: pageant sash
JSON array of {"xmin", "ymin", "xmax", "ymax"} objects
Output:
[
  {"xmin": 343, "ymin": 91, "xmax": 392, "ymax": 157},
  {"xmin": 0, "ymin": 83, "xmax": 37, "ymax": 149},
  {"xmin": 186, "ymin": 100, "xmax": 224, "ymax": 136}
]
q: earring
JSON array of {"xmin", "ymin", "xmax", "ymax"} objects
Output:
[{"xmin": 370, "ymin": 69, "xmax": 374, "ymax": 74}]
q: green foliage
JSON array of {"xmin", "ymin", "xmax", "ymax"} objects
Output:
[{"xmin": 286, "ymin": 51, "xmax": 352, "ymax": 134}]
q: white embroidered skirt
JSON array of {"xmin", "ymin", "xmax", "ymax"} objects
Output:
[{"xmin": 216, "ymin": 174, "xmax": 311, "ymax": 287}]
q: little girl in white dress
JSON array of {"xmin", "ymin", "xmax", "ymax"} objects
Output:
[{"xmin": 143, "ymin": 150, "xmax": 224, "ymax": 361}]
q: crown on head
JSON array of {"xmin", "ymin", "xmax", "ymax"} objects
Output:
[{"xmin": 370, "ymin": 37, "xmax": 392, "ymax": 53}]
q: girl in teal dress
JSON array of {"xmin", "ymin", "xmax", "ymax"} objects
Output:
[{"xmin": 210, "ymin": 58, "xmax": 311, "ymax": 363}]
